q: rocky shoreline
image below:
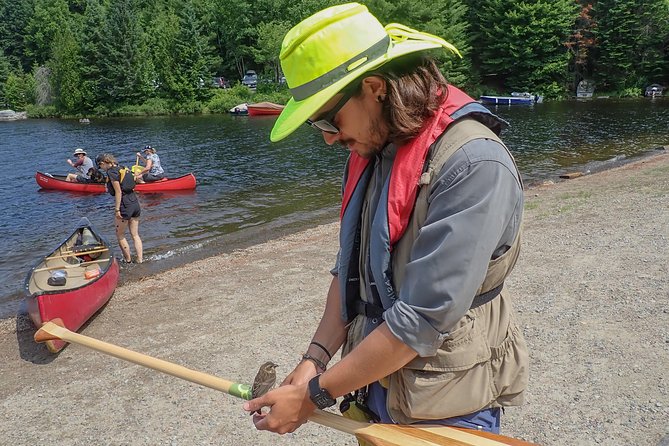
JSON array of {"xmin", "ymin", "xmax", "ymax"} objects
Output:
[{"xmin": 1, "ymin": 151, "xmax": 668, "ymax": 446}]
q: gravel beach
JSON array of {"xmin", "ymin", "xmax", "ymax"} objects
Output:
[{"xmin": 1, "ymin": 151, "xmax": 668, "ymax": 446}]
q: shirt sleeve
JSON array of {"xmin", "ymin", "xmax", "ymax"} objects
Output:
[
  {"xmin": 383, "ymin": 138, "xmax": 523, "ymax": 357},
  {"xmin": 107, "ymin": 168, "xmax": 120, "ymax": 182}
]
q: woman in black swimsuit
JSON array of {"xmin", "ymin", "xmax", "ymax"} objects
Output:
[{"xmin": 97, "ymin": 153, "xmax": 143, "ymax": 263}]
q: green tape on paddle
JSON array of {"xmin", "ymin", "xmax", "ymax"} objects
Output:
[{"xmin": 229, "ymin": 383, "xmax": 252, "ymax": 400}]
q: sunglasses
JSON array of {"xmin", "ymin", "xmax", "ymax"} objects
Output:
[{"xmin": 306, "ymin": 86, "xmax": 357, "ymax": 134}]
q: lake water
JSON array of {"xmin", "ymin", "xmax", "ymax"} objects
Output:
[{"xmin": 1, "ymin": 98, "xmax": 667, "ymax": 318}]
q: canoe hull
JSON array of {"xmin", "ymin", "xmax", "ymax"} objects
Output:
[
  {"xmin": 247, "ymin": 108, "xmax": 282, "ymax": 116},
  {"xmin": 35, "ymin": 172, "xmax": 196, "ymax": 193},
  {"xmin": 247, "ymin": 102, "xmax": 284, "ymax": 116},
  {"xmin": 25, "ymin": 218, "xmax": 120, "ymax": 353}
]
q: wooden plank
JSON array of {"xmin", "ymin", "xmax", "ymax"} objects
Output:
[{"xmin": 33, "ymin": 258, "xmax": 110, "ymax": 273}]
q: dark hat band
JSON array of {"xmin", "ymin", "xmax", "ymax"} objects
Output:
[{"xmin": 289, "ymin": 35, "xmax": 390, "ymax": 102}]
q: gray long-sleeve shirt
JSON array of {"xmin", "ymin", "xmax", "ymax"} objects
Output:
[{"xmin": 337, "ymin": 137, "xmax": 523, "ymax": 357}]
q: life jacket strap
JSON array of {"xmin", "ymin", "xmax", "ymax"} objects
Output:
[{"xmin": 352, "ymin": 282, "xmax": 504, "ymax": 320}]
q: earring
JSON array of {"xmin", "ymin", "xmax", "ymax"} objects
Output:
[{"xmin": 377, "ymin": 95, "xmax": 386, "ymax": 102}]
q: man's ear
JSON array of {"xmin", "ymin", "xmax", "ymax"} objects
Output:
[{"xmin": 360, "ymin": 76, "xmax": 387, "ymax": 98}]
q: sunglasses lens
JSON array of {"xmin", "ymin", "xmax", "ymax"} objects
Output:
[{"xmin": 308, "ymin": 119, "xmax": 339, "ymax": 134}]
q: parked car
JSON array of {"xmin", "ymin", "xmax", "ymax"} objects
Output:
[
  {"xmin": 212, "ymin": 77, "xmax": 230, "ymax": 89},
  {"xmin": 241, "ymin": 70, "xmax": 258, "ymax": 89}
]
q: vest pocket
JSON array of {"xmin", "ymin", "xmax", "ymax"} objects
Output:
[
  {"xmin": 387, "ymin": 314, "xmax": 495, "ymax": 422},
  {"xmin": 489, "ymin": 321, "xmax": 529, "ymax": 406}
]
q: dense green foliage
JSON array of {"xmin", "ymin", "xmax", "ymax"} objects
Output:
[{"xmin": 0, "ymin": 0, "xmax": 668, "ymax": 114}]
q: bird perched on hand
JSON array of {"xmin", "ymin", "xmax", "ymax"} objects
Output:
[{"xmin": 251, "ymin": 361, "xmax": 278, "ymax": 415}]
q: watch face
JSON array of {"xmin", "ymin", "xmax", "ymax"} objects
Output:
[
  {"xmin": 309, "ymin": 375, "xmax": 336, "ymax": 409},
  {"xmin": 313, "ymin": 392, "xmax": 336, "ymax": 409}
]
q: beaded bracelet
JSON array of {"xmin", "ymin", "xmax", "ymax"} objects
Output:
[
  {"xmin": 310, "ymin": 341, "xmax": 333, "ymax": 360},
  {"xmin": 301, "ymin": 353, "xmax": 327, "ymax": 372}
]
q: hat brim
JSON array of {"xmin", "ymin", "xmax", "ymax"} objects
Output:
[{"xmin": 270, "ymin": 40, "xmax": 443, "ymax": 142}]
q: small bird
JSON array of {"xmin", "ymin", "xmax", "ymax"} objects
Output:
[{"xmin": 251, "ymin": 361, "xmax": 278, "ymax": 415}]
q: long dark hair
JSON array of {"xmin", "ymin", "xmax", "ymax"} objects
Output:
[{"xmin": 367, "ymin": 55, "xmax": 449, "ymax": 144}]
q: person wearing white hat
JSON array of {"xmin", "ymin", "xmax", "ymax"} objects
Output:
[
  {"xmin": 244, "ymin": 3, "xmax": 528, "ymax": 437},
  {"xmin": 65, "ymin": 148, "xmax": 95, "ymax": 182}
]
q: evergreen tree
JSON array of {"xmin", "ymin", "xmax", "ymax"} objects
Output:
[
  {"xmin": 98, "ymin": 0, "xmax": 153, "ymax": 105},
  {"xmin": 79, "ymin": 0, "xmax": 107, "ymax": 111},
  {"xmin": 565, "ymin": 2, "xmax": 596, "ymax": 89},
  {"xmin": 25, "ymin": 0, "xmax": 72, "ymax": 66},
  {"xmin": 208, "ymin": 0, "xmax": 255, "ymax": 80},
  {"xmin": 636, "ymin": 0, "xmax": 669, "ymax": 85},
  {"xmin": 253, "ymin": 20, "xmax": 290, "ymax": 82},
  {"xmin": 146, "ymin": 3, "xmax": 180, "ymax": 98},
  {"xmin": 365, "ymin": 0, "xmax": 473, "ymax": 88},
  {"xmin": 592, "ymin": 0, "xmax": 639, "ymax": 90},
  {"xmin": 3, "ymin": 69, "xmax": 35, "ymax": 109},
  {"xmin": 0, "ymin": 52, "xmax": 10, "ymax": 106},
  {"xmin": 468, "ymin": 0, "xmax": 577, "ymax": 96},
  {"xmin": 50, "ymin": 29, "xmax": 84, "ymax": 113},
  {"xmin": 0, "ymin": 0, "xmax": 35, "ymax": 71},
  {"xmin": 174, "ymin": 0, "xmax": 216, "ymax": 101}
]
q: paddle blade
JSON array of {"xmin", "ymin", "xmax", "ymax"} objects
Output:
[
  {"xmin": 356, "ymin": 423, "xmax": 477, "ymax": 446},
  {"xmin": 356, "ymin": 423, "xmax": 536, "ymax": 446},
  {"xmin": 34, "ymin": 318, "xmax": 68, "ymax": 343},
  {"xmin": 311, "ymin": 409, "xmax": 538, "ymax": 446}
]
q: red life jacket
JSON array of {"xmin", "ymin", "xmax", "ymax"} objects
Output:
[{"xmin": 340, "ymin": 84, "xmax": 478, "ymax": 247}]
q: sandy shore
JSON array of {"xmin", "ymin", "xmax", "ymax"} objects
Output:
[{"xmin": 1, "ymin": 151, "xmax": 668, "ymax": 446}]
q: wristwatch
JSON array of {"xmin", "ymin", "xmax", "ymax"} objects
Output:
[{"xmin": 308, "ymin": 374, "xmax": 336, "ymax": 409}]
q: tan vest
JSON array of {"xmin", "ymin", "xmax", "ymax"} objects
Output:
[{"xmin": 348, "ymin": 118, "xmax": 529, "ymax": 424}]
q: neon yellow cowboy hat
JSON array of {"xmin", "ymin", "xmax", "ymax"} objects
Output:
[{"xmin": 270, "ymin": 2, "xmax": 461, "ymax": 142}]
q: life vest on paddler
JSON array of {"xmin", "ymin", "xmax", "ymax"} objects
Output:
[
  {"xmin": 106, "ymin": 166, "xmax": 136, "ymax": 196},
  {"xmin": 337, "ymin": 84, "xmax": 520, "ymax": 328}
]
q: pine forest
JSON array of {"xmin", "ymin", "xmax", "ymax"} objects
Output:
[{"xmin": 1, "ymin": 0, "xmax": 667, "ymax": 117}]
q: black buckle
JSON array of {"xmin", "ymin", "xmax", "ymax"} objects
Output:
[{"xmin": 353, "ymin": 300, "xmax": 384, "ymax": 319}]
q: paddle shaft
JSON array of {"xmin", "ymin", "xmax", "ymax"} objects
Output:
[
  {"xmin": 35, "ymin": 321, "xmax": 251, "ymax": 400},
  {"xmin": 34, "ymin": 322, "xmax": 536, "ymax": 446},
  {"xmin": 45, "ymin": 247, "xmax": 109, "ymax": 261}
]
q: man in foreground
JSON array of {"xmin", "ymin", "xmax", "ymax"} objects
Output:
[{"xmin": 244, "ymin": 3, "xmax": 529, "ymax": 436}]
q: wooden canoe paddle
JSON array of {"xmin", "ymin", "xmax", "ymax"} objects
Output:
[{"xmin": 34, "ymin": 319, "xmax": 538, "ymax": 446}]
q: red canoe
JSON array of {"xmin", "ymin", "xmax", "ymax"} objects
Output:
[
  {"xmin": 247, "ymin": 101, "xmax": 285, "ymax": 116},
  {"xmin": 25, "ymin": 217, "xmax": 120, "ymax": 353},
  {"xmin": 35, "ymin": 171, "xmax": 197, "ymax": 193}
]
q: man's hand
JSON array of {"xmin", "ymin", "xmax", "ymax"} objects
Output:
[
  {"xmin": 280, "ymin": 357, "xmax": 319, "ymax": 387},
  {"xmin": 243, "ymin": 383, "xmax": 315, "ymax": 434}
]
